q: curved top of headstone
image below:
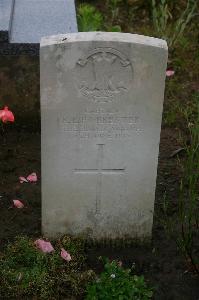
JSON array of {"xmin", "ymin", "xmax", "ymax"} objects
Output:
[{"xmin": 40, "ymin": 32, "xmax": 168, "ymax": 50}]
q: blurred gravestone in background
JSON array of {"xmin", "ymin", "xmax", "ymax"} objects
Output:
[
  {"xmin": 0, "ymin": 0, "xmax": 77, "ymax": 127},
  {"xmin": 0, "ymin": 0, "xmax": 77, "ymax": 55}
]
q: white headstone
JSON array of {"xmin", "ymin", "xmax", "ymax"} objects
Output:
[{"xmin": 40, "ymin": 32, "xmax": 168, "ymax": 239}]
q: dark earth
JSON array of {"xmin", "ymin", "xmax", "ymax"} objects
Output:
[{"xmin": 0, "ymin": 1, "xmax": 199, "ymax": 298}]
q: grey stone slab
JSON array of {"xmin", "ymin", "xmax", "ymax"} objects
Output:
[
  {"xmin": 10, "ymin": 0, "xmax": 77, "ymax": 43},
  {"xmin": 0, "ymin": 0, "xmax": 14, "ymax": 41},
  {"xmin": 40, "ymin": 32, "xmax": 168, "ymax": 240}
]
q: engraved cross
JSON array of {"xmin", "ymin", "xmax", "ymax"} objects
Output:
[{"xmin": 74, "ymin": 144, "xmax": 125, "ymax": 214}]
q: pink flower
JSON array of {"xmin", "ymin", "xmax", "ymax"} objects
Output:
[
  {"xmin": 27, "ymin": 172, "xmax": 37, "ymax": 182},
  {"xmin": 19, "ymin": 176, "xmax": 28, "ymax": 183},
  {"xmin": 13, "ymin": 199, "xmax": 24, "ymax": 208},
  {"xmin": 166, "ymin": 69, "xmax": 175, "ymax": 77},
  {"xmin": 34, "ymin": 239, "xmax": 54, "ymax": 253},
  {"xmin": 0, "ymin": 106, "xmax": 14, "ymax": 123},
  {"xmin": 61, "ymin": 248, "xmax": 72, "ymax": 261}
]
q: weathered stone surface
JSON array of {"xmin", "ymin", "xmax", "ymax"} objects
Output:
[
  {"xmin": 0, "ymin": 0, "xmax": 77, "ymax": 55},
  {"xmin": 40, "ymin": 32, "xmax": 168, "ymax": 239},
  {"xmin": 9, "ymin": 0, "xmax": 77, "ymax": 43}
]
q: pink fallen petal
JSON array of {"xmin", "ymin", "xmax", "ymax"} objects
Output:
[
  {"xmin": 27, "ymin": 172, "xmax": 37, "ymax": 182},
  {"xmin": 0, "ymin": 106, "xmax": 14, "ymax": 123},
  {"xmin": 19, "ymin": 176, "xmax": 28, "ymax": 183},
  {"xmin": 61, "ymin": 248, "xmax": 72, "ymax": 261},
  {"xmin": 166, "ymin": 70, "xmax": 175, "ymax": 77},
  {"xmin": 13, "ymin": 199, "xmax": 24, "ymax": 208},
  {"xmin": 34, "ymin": 239, "xmax": 54, "ymax": 253}
]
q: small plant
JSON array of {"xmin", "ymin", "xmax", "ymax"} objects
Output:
[
  {"xmin": 152, "ymin": 0, "xmax": 171, "ymax": 38},
  {"xmin": 85, "ymin": 258, "xmax": 153, "ymax": 299},
  {"xmin": 77, "ymin": 4, "xmax": 103, "ymax": 32},
  {"xmin": 77, "ymin": 3, "xmax": 121, "ymax": 33},
  {"xmin": 106, "ymin": 24, "xmax": 122, "ymax": 32},
  {"xmin": 151, "ymin": 0, "xmax": 198, "ymax": 48},
  {"xmin": 169, "ymin": 0, "xmax": 198, "ymax": 48},
  {"xmin": 107, "ymin": 0, "xmax": 123, "ymax": 22},
  {"xmin": 163, "ymin": 101, "xmax": 180, "ymax": 126},
  {"xmin": 105, "ymin": 0, "xmax": 122, "ymax": 32}
]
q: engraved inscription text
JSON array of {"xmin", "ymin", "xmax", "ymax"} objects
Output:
[{"xmin": 59, "ymin": 111, "xmax": 143, "ymax": 139}]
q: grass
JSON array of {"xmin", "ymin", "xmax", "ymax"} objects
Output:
[
  {"xmin": 0, "ymin": 237, "xmax": 153, "ymax": 299},
  {"xmin": 151, "ymin": 0, "xmax": 198, "ymax": 48},
  {"xmin": 0, "ymin": 236, "xmax": 95, "ymax": 299}
]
